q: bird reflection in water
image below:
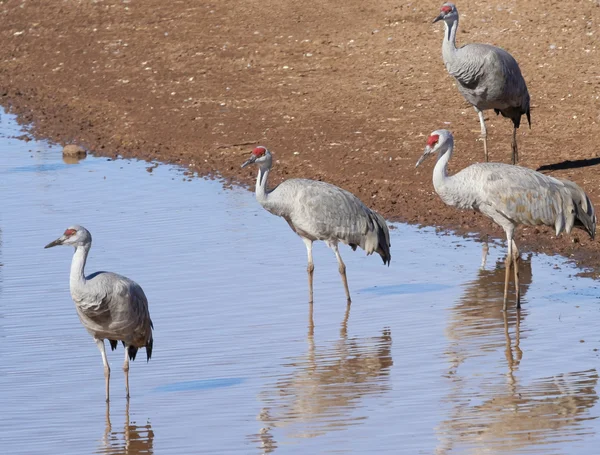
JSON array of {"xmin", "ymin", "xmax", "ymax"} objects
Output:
[
  {"xmin": 445, "ymin": 253, "xmax": 533, "ymax": 373},
  {"xmin": 98, "ymin": 402, "xmax": 154, "ymax": 455},
  {"xmin": 250, "ymin": 304, "xmax": 392, "ymax": 452},
  {"xmin": 438, "ymin": 255, "xmax": 598, "ymax": 453}
]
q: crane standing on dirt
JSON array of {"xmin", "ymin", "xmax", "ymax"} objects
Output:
[{"xmin": 434, "ymin": 2, "xmax": 531, "ymax": 164}]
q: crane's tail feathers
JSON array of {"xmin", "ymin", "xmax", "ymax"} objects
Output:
[
  {"xmin": 560, "ymin": 180, "xmax": 596, "ymax": 240},
  {"xmin": 371, "ymin": 212, "xmax": 391, "ymax": 266},
  {"xmin": 146, "ymin": 335, "xmax": 154, "ymax": 362},
  {"xmin": 498, "ymin": 106, "xmax": 530, "ymax": 129},
  {"xmin": 109, "ymin": 340, "xmax": 118, "ymax": 351},
  {"xmin": 127, "ymin": 345, "xmax": 138, "ymax": 361},
  {"xmin": 348, "ymin": 209, "xmax": 391, "ymax": 265}
]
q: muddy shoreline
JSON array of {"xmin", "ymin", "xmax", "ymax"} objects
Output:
[{"xmin": 1, "ymin": 0, "xmax": 599, "ymax": 273}]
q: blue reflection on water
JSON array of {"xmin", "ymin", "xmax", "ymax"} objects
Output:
[
  {"xmin": 359, "ymin": 283, "xmax": 452, "ymax": 295},
  {"xmin": 154, "ymin": 377, "xmax": 245, "ymax": 393}
]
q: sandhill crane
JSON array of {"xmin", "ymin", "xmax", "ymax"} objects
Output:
[
  {"xmin": 241, "ymin": 146, "xmax": 391, "ymax": 304},
  {"xmin": 416, "ymin": 130, "xmax": 596, "ymax": 310},
  {"xmin": 434, "ymin": 2, "xmax": 531, "ymax": 164},
  {"xmin": 45, "ymin": 225, "xmax": 154, "ymax": 401}
]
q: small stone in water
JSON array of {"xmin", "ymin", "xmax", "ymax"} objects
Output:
[{"xmin": 62, "ymin": 144, "xmax": 87, "ymax": 158}]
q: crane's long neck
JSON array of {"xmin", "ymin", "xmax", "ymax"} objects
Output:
[
  {"xmin": 70, "ymin": 244, "xmax": 90, "ymax": 288},
  {"xmin": 442, "ymin": 18, "xmax": 459, "ymax": 65},
  {"xmin": 432, "ymin": 141, "xmax": 454, "ymax": 197},
  {"xmin": 255, "ymin": 164, "xmax": 271, "ymax": 205}
]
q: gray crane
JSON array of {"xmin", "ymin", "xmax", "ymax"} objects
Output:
[
  {"xmin": 241, "ymin": 146, "xmax": 391, "ymax": 304},
  {"xmin": 416, "ymin": 130, "xmax": 595, "ymax": 310},
  {"xmin": 434, "ymin": 2, "xmax": 531, "ymax": 164},
  {"xmin": 45, "ymin": 225, "xmax": 154, "ymax": 401}
]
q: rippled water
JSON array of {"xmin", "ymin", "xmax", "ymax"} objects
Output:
[{"xmin": 0, "ymin": 112, "xmax": 599, "ymax": 454}]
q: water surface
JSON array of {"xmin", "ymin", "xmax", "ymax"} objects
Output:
[{"xmin": 0, "ymin": 113, "xmax": 599, "ymax": 454}]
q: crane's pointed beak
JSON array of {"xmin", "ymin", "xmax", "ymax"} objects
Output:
[
  {"xmin": 415, "ymin": 145, "xmax": 433, "ymax": 168},
  {"xmin": 44, "ymin": 237, "xmax": 64, "ymax": 249},
  {"xmin": 433, "ymin": 13, "xmax": 444, "ymax": 23},
  {"xmin": 241, "ymin": 155, "xmax": 256, "ymax": 168}
]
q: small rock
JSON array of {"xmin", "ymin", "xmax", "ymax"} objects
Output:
[{"xmin": 62, "ymin": 144, "xmax": 87, "ymax": 158}]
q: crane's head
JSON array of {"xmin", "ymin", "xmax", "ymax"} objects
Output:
[
  {"xmin": 45, "ymin": 225, "xmax": 92, "ymax": 249},
  {"xmin": 433, "ymin": 3, "xmax": 458, "ymax": 24},
  {"xmin": 416, "ymin": 129, "xmax": 454, "ymax": 168},
  {"xmin": 241, "ymin": 146, "xmax": 272, "ymax": 169}
]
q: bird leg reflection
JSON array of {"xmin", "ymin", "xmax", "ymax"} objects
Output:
[
  {"xmin": 308, "ymin": 302, "xmax": 314, "ymax": 338},
  {"xmin": 123, "ymin": 399, "xmax": 131, "ymax": 451},
  {"xmin": 503, "ymin": 309, "xmax": 522, "ymax": 389},
  {"xmin": 340, "ymin": 303, "xmax": 351, "ymax": 339},
  {"xmin": 480, "ymin": 235, "xmax": 489, "ymax": 269},
  {"xmin": 103, "ymin": 402, "xmax": 112, "ymax": 448},
  {"xmin": 100, "ymin": 395, "xmax": 153, "ymax": 454}
]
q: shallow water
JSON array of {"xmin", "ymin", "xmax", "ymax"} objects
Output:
[{"xmin": 0, "ymin": 112, "xmax": 599, "ymax": 454}]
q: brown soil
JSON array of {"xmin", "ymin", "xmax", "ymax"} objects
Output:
[{"xmin": 1, "ymin": 1, "xmax": 600, "ymax": 273}]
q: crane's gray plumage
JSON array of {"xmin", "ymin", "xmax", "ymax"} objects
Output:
[
  {"xmin": 434, "ymin": 3, "xmax": 530, "ymax": 164},
  {"xmin": 241, "ymin": 146, "xmax": 391, "ymax": 304},
  {"xmin": 45, "ymin": 225, "xmax": 153, "ymax": 401},
  {"xmin": 416, "ymin": 130, "xmax": 595, "ymax": 309}
]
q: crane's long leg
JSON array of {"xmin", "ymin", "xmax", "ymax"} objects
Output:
[
  {"xmin": 503, "ymin": 236, "xmax": 514, "ymax": 312},
  {"xmin": 512, "ymin": 239, "xmax": 521, "ymax": 308},
  {"xmin": 95, "ymin": 339, "xmax": 111, "ymax": 402},
  {"xmin": 123, "ymin": 348, "xmax": 130, "ymax": 399},
  {"xmin": 511, "ymin": 126, "xmax": 519, "ymax": 164},
  {"xmin": 475, "ymin": 107, "xmax": 488, "ymax": 162},
  {"xmin": 331, "ymin": 242, "xmax": 351, "ymax": 304},
  {"xmin": 302, "ymin": 237, "xmax": 314, "ymax": 304}
]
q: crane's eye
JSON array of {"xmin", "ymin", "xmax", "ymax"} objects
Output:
[{"xmin": 64, "ymin": 229, "xmax": 77, "ymax": 236}]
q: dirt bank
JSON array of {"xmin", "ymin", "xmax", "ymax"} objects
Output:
[{"xmin": 1, "ymin": 0, "xmax": 599, "ymax": 272}]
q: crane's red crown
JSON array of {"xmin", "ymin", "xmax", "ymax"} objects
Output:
[
  {"xmin": 441, "ymin": 5, "xmax": 452, "ymax": 13},
  {"xmin": 427, "ymin": 134, "xmax": 440, "ymax": 147},
  {"xmin": 252, "ymin": 146, "xmax": 267, "ymax": 157},
  {"xmin": 64, "ymin": 228, "xmax": 77, "ymax": 236}
]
